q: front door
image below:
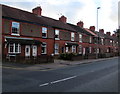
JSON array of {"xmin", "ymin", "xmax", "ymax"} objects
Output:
[
  {"xmin": 25, "ymin": 45, "xmax": 30, "ymax": 57},
  {"xmin": 32, "ymin": 45, "xmax": 37, "ymax": 57}
]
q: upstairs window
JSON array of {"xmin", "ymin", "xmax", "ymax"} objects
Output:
[
  {"xmin": 42, "ymin": 27, "xmax": 47, "ymax": 38},
  {"xmin": 89, "ymin": 36, "xmax": 92, "ymax": 43},
  {"xmin": 71, "ymin": 32, "xmax": 75, "ymax": 41},
  {"xmin": 79, "ymin": 34, "xmax": 82, "ymax": 43},
  {"xmin": 101, "ymin": 39, "xmax": 104, "ymax": 45},
  {"xmin": 11, "ymin": 22, "xmax": 20, "ymax": 35},
  {"xmin": 55, "ymin": 29, "xmax": 59, "ymax": 40}
]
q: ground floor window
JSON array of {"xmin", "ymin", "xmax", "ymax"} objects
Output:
[
  {"xmin": 72, "ymin": 45, "xmax": 76, "ymax": 53},
  {"xmin": 8, "ymin": 43, "xmax": 21, "ymax": 53},
  {"xmin": 54, "ymin": 43, "xmax": 59, "ymax": 54},
  {"xmin": 89, "ymin": 47, "xmax": 92, "ymax": 53},
  {"xmin": 41, "ymin": 43, "xmax": 47, "ymax": 54}
]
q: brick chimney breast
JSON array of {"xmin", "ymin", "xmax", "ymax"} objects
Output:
[
  {"xmin": 89, "ymin": 26, "xmax": 95, "ymax": 31},
  {"xmin": 77, "ymin": 21, "xmax": 84, "ymax": 28},
  {"xmin": 59, "ymin": 15, "xmax": 67, "ymax": 23},
  {"xmin": 32, "ymin": 6, "xmax": 42, "ymax": 16}
]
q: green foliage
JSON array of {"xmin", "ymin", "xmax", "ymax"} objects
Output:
[{"xmin": 59, "ymin": 53, "xmax": 76, "ymax": 60}]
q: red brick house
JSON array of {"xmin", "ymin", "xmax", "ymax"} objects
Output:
[{"xmin": 1, "ymin": 4, "xmax": 118, "ymax": 63}]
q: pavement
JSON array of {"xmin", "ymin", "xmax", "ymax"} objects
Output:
[{"xmin": 2, "ymin": 56, "xmax": 118, "ymax": 71}]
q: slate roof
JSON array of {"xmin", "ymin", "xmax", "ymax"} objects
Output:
[
  {"xmin": 2, "ymin": 4, "xmax": 75, "ymax": 32},
  {"xmin": 68, "ymin": 23, "xmax": 91, "ymax": 36}
]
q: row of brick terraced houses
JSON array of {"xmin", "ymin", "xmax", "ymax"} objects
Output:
[{"xmin": 1, "ymin": 4, "xmax": 118, "ymax": 63}]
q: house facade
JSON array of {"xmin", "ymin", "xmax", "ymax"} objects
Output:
[{"xmin": 1, "ymin": 4, "xmax": 119, "ymax": 63}]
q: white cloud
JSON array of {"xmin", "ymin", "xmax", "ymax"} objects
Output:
[{"xmin": 1, "ymin": 0, "xmax": 118, "ymax": 33}]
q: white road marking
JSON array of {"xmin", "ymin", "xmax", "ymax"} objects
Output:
[
  {"xmin": 50, "ymin": 76, "xmax": 77, "ymax": 84},
  {"xmin": 39, "ymin": 76, "xmax": 77, "ymax": 87},
  {"xmin": 39, "ymin": 83, "xmax": 49, "ymax": 87}
]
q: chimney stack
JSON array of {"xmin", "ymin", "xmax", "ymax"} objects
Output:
[
  {"xmin": 59, "ymin": 15, "xmax": 67, "ymax": 23},
  {"xmin": 106, "ymin": 32, "xmax": 111, "ymax": 36},
  {"xmin": 77, "ymin": 21, "xmax": 84, "ymax": 28},
  {"xmin": 89, "ymin": 26, "xmax": 95, "ymax": 31},
  {"xmin": 99, "ymin": 29, "xmax": 104, "ymax": 34},
  {"xmin": 32, "ymin": 6, "xmax": 42, "ymax": 16}
]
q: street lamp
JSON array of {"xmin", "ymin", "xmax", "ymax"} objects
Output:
[{"xmin": 96, "ymin": 7, "xmax": 101, "ymax": 59}]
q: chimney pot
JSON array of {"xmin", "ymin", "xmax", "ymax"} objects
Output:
[
  {"xmin": 32, "ymin": 6, "xmax": 42, "ymax": 16},
  {"xmin": 59, "ymin": 15, "xmax": 67, "ymax": 23},
  {"xmin": 89, "ymin": 26, "xmax": 95, "ymax": 31},
  {"xmin": 77, "ymin": 21, "xmax": 84, "ymax": 28},
  {"xmin": 106, "ymin": 32, "xmax": 111, "ymax": 36},
  {"xmin": 99, "ymin": 29, "xmax": 104, "ymax": 33}
]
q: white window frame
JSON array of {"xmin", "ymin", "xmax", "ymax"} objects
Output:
[
  {"xmin": 71, "ymin": 32, "xmax": 75, "ymax": 41},
  {"xmin": 54, "ymin": 43, "xmax": 59, "ymax": 54},
  {"xmin": 79, "ymin": 34, "xmax": 82, "ymax": 43},
  {"xmin": 55, "ymin": 29, "xmax": 59, "ymax": 40},
  {"xmin": 72, "ymin": 45, "xmax": 76, "ymax": 53},
  {"xmin": 11, "ymin": 22, "xmax": 20, "ymax": 36},
  {"xmin": 8, "ymin": 43, "xmax": 21, "ymax": 53},
  {"xmin": 42, "ymin": 27, "xmax": 47, "ymax": 38},
  {"xmin": 41, "ymin": 42, "xmax": 47, "ymax": 54}
]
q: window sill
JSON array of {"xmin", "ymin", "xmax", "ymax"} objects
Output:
[
  {"xmin": 11, "ymin": 33, "xmax": 20, "ymax": 36},
  {"xmin": 55, "ymin": 38, "xmax": 60, "ymax": 40},
  {"xmin": 41, "ymin": 53, "xmax": 47, "ymax": 55}
]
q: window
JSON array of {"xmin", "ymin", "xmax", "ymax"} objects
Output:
[
  {"xmin": 71, "ymin": 32, "xmax": 75, "ymax": 41},
  {"xmin": 55, "ymin": 29, "xmax": 59, "ymax": 40},
  {"xmin": 8, "ymin": 43, "xmax": 21, "ymax": 53},
  {"xmin": 101, "ymin": 39, "xmax": 104, "ymax": 45},
  {"xmin": 110, "ymin": 40, "xmax": 112, "ymax": 46},
  {"xmin": 41, "ymin": 43, "xmax": 47, "ymax": 54},
  {"xmin": 11, "ymin": 22, "xmax": 20, "ymax": 35},
  {"xmin": 42, "ymin": 27, "xmax": 47, "ymax": 38},
  {"xmin": 54, "ymin": 43, "xmax": 59, "ymax": 54},
  {"xmin": 89, "ymin": 47, "xmax": 92, "ymax": 53},
  {"xmin": 72, "ymin": 45, "xmax": 76, "ymax": 53},
  {"xmin": 79, "ymin": 34, "xmax": 82, "ymax": 43},
  {"xmin": 79, "ymin": 45, "xmax": 82, "ymax": 54}
]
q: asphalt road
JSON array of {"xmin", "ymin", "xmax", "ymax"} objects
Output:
[{"xmin": 2, "ymin": 57, "xmax": 118, "ymax": 92}]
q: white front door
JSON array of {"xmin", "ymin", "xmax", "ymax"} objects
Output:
[
  {"xmin": 32, "ymin": 45, "xmax": 37, "ymax": 57},
  {"xmin": 25, "ymin": 45, "xmax": 30, "ymax": 57}
]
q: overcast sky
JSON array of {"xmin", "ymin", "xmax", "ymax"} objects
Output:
[{"xmin": 1, "ymin": 0, "xmax": 118, "ymax": 34}]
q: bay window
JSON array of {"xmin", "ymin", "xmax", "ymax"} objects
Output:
[{"xmin": 8, "ymin": 43, "xmax": 21, "ymax": 53}]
